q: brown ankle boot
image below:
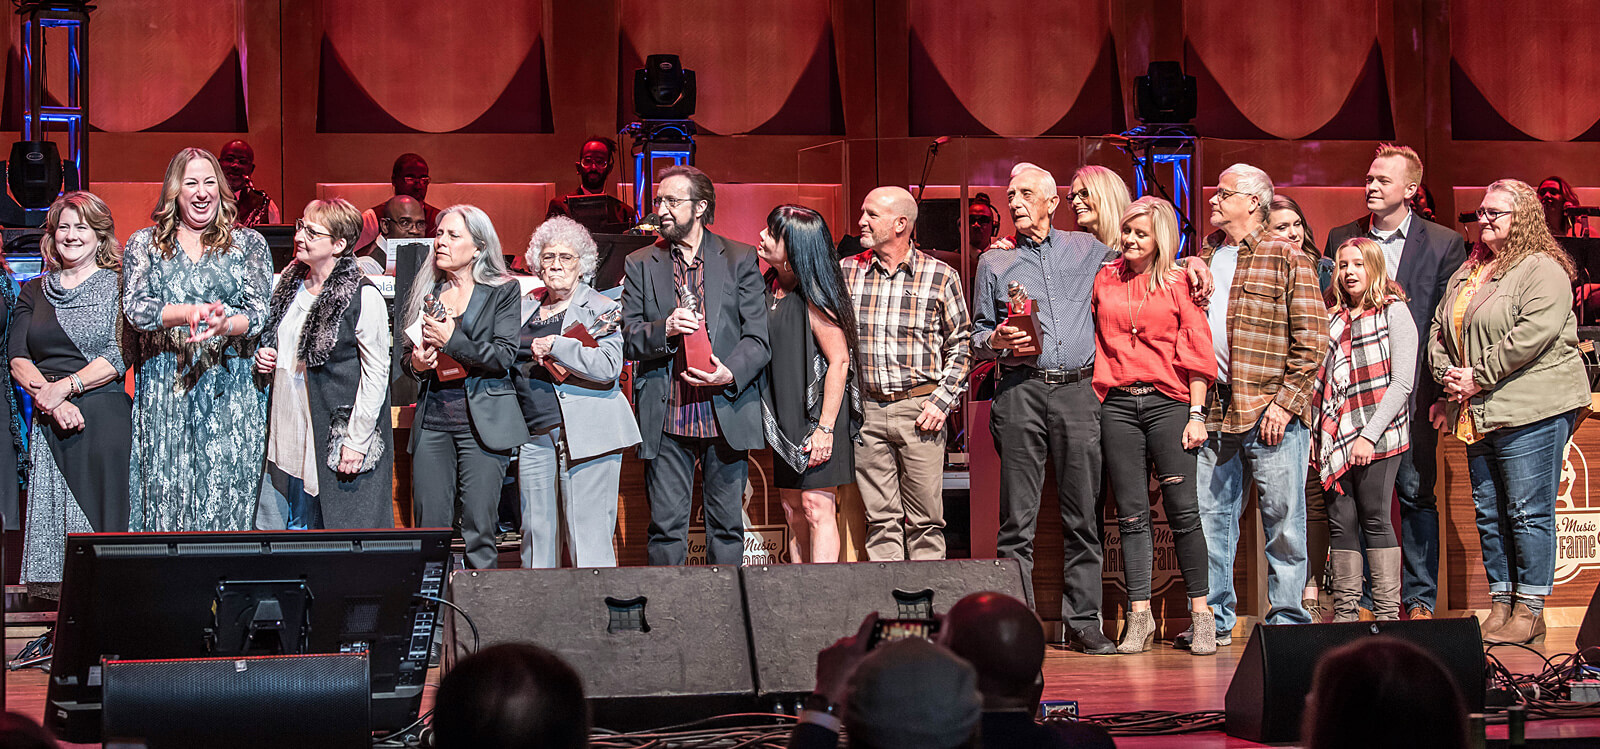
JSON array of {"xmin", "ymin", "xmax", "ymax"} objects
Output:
[
  {"xmin": 1479, "ymin": 599, "xmax": 1514, "ymax": 640},
  {"xmin": 1486, "ymin": 601, "xmax": 1546, "ymax": 645}
]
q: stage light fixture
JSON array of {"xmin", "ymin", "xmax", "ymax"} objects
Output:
[
  {"xmin": 634, "ymin": 54, "xmax": 697, "ymax": 119},
  {"xmin": 7, "ymin": 140, "xmax": 64, "ymax": 209},
  {"xmin": 1135, "ymin": 61, "xmax": 1197, "ymax": 125}
]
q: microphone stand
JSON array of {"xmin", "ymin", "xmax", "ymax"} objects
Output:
[{"xmin": 914, "ymin": 137, "xmax": 949, "ymax": 204}]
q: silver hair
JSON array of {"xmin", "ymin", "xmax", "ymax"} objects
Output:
[
  {"xmin": 1013, "ymin": 165, "xmax": 1058, "ymax": 194},
  {"xmin": 401, "ymin": 204, "xmax": 512, "ymax": 330},
  {"xmin": 1011, "ymin": 161, "xmax": 1042, "ymax": 178},
  {"xmin": 526, "ymin": 215, "xmax": 599, "ymax": 284},
  {"xmin": 1221, "ymin": 163, "xmax": 1274, "ymax": 223}
]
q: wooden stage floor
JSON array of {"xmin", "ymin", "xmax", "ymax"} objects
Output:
[{"xmin": 5, "ymin": 624, "xmax": 1599, "ymax": 747}]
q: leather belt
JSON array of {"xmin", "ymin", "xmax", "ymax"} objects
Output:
[
  {"xmin": 1003, "ymin": 364, "xmax": 1094, "ymax": 385},
  {"xmin": 1112, "ymin": 383, "xmax": 1159, "ymax": 396},
  {"xmin": 867, "ymin": 382, "xmax": 939, "ymax": 403}
]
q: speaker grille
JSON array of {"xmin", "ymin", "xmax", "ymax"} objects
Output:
[{"xmin": 102, "ymin": 653, "xmax": 371, "ymax": 748}]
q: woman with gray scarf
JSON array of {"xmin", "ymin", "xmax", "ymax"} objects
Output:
[
  {"xmin": 254, "ymin": 198, "xmax": 394, "ymax": 530},
  {"xmin": 9, "ymin": 192, "xmax": 132, "ymax": 598}
]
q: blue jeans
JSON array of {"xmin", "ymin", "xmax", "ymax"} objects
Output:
[
  {"xmin": 257, "ymin": 462, "xmax": 324, "ymax": 530},
  {"xmin": 1466, "ymin": 410, "xmax": 1576, "ymax": 597},
  {"xmin": 1396, "ymin": 415, "xmax": 1441, "ymax": 612},
  {"xmin": 1198, "ymin": 418, "xmax": 1311, "ymax": 632}
]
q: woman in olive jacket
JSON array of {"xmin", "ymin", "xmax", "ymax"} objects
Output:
[{"xmin": 1428, "ymin": 178, "xmax": 1589, "ymax": 646}]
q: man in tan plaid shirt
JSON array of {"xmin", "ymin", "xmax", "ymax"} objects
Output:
[
  {"xmin": 842, "ymin": 186, "xmax": 971, "ymax": 560},
  {"xmin": 1175, "ymin": 164, "xmax": 1329, "ymax": 650}
]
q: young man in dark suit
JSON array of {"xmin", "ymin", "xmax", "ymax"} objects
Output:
[
  {"xmin": 622, "ymin": 165, "xmax": 769, "ymax": 566},
  {"xmin": 1322, "ymin": 144, "xmax": 1469, "ymax": 620}
]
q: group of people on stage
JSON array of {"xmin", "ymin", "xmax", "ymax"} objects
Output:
[{"xmin": 0, "ymin": 140, "xmax": 1585, "ymax": 660}]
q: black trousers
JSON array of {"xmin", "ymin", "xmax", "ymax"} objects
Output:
[
  {"xmin": 1330, "ymin": 453, "xmax": 1402, "ymax": 551},
  {"xmin": 645, "ymin": 432, "xmax": 748, "ymax": 565},
  {"xmin": 1100, "ymin": 389, "xmax": 1209, "ymax": 600},
  {"xmin": 990, "ymin": 373, "xmax": 1103, "ymax": 626},
  {"xmin": 412, "ymin": 428, "xmax": 513, "ymax": 570}
]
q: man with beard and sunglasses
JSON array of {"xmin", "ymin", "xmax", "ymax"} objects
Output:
[{"xmin": 622, "ymin": 165, "xmax": 770, "ymax": 566}]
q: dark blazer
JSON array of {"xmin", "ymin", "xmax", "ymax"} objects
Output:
[
  {"xmin": 622, "ymin": 230, "xmax": 770, "ymax": 459},
  {"xmin": 1324, "ymin": 213, "xmax": 1469, "ymax": 403},
  {"xmin": 406, "ymin": 279, "xmax": 530, "ymax": 453}
]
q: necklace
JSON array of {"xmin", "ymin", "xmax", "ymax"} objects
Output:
[{"xmin": 1126, "ymin": 272, "xmax": 1151, "ymax": 337}]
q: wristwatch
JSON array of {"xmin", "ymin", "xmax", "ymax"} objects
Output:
[
  {"xmin": 802, "ymin": 692, "xmax": 839, "ymax": 715},
  {"xmin": 815, "ymin": 423, "xmax": 834, "ymax": 435}
]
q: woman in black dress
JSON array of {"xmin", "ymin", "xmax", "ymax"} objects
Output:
[
  {"xmin": 756, "ymin": 205, "xmax": 859, "ymax": 563},
  {"xmin": 9, "ymin": 191, "xmax": 132, "ymax": 598}
]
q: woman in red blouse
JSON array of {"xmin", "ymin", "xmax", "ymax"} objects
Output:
[{"xmin": 1092, "ymin": 196, "xmax": 1217, "ymax": 655}]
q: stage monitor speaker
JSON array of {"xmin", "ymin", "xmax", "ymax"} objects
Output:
[
  {"xmin": 100, "ymin": 652, "xmax": 371, "ymax": 749},
  {"xmin": 444, "ymin": 565, "xmax": 755, "ymax": 729},
  {"xmin": 1224, "ymin": 619, "xmax": 1485, "ymax": 744},
  {"xmin": 913, "ymin": 198, "xmax": 961, "ymax": 253},
  {"xmin": 741, "ymin": 558, "xmax": 1028, "ymax": 697}
]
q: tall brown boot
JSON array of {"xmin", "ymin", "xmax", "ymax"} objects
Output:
[
  {"xmin": 1368, "ymin": 547, "xmax": 1402, "ymax": 621},
  {"xmin": 1486, "ymin": 600, "xmax": 1546, "ymax": 645},
  {"xmin": 1479, "ymin": 598, "xmax": 1514, "ymax": 641},
  {"xmin": 1329, "ymin": 550, "xmax": 1364, "ymax": 623}
]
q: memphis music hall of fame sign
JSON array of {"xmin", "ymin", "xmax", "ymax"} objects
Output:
[{"xmin": 1556, "ymin": 438, "xmax": 1600, "ymax": 586}]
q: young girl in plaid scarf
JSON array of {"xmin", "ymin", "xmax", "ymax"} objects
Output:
[{"xmin": 1314, "ymin": 237, "xmax": 1416, "ymax": 622}]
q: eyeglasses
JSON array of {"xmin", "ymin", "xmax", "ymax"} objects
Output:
[
  {"xmin": 652, "ymin": 195, "xmax": 694, "ymax": 209},
  {"xmin": 1215, "ymin": 186, "xmax": 1252, "ymax": 203},
  {"xmin": 400, "ymin": 175, "xmax": 431, "ymax": 186},
  {"xmin": 1069, "ymin": 188, "xmax": 1092, "ymax": 202},
  {"xmin": 295, "ymin": 219, "xmax": 333, "ymax": 241},
  {"xmin": 539, "ymin": 251, "xmax": 579, "ymax": 266},
  {"xmin": 1475, "ymin": 208, "xmax": 1512, "ymax": 222},
  {"xmin": 382, "ymin": 217, "xmax": 425, "ymax": 230},
  {"xmin": 579, "ymin": 156, "xmax": 611, "ymax": 168}
]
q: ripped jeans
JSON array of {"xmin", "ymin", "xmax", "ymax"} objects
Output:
[{"xmin": 1101, "ymin": 387, "xmax": 1209, "ymax": 601}]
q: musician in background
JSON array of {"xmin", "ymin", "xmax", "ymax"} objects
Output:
[
  {"xmin": 1538, "ymin": 176, "xmax": 1591, "ymax": 238},
  {"xmin": 219, "ymin": 140, "xmax": 280, "ymax": 227},
  {"xmin": 370, "ymin": 153, "xmax": 441, "ymax": 237},
  {"xmin": 548, "ymin": 137, "xmax": 635, "ymax": 234}
]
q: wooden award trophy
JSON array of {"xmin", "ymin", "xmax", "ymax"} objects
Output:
[
  {"xmin": 679, "ymin": 283, "xmax": 716, "ymax": 372},
  {"xmin": 423, "ymin": 294, "xmax": 467, "ymax": 381},
  {"xmin": 1004, "ymin": 281, "xmax": 1040, "ymax": 356}
]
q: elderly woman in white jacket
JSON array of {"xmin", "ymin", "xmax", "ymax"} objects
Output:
[{"xmin": 513, "ymin": 216, "xmax": 641, "ymax": 567}]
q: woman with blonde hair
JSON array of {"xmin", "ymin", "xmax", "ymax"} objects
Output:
[
  {"xmin": 255, "ymin": 198, "xmax": 394, "ymax": 530},
  {"xmin": 1068, "ymin": 165, "xmax": 1133, "ymax": 248},
  {"xmin": 1091, "ymin": 196, "xmax": 1216, "ymax": 655},
  {"xmin": 1429, "ymin": 178, "xmax": 1588, "ymax": 644},
  {"xmin": 1313, "ymin": 237, "xmax": 1414, "ymax": 622},
  {"xmin": 403, "ymin": 204, "xmax": 527, "ymax": 569},
  {"xmin": 10, "ymin": 191, "xmax": 132, "ymax": 597},
  {"xmin": 122, "ymin": 147, "xmax": 271, "ymax": 532}
]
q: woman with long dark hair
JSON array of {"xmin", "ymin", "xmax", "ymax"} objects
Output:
[{"xmin": 757, "ymin": 204, "xmax": 860, "ymax": 563}]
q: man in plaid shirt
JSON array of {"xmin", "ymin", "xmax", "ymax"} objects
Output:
[
  {"xmin": 1177, "ymin": 164, "xmax": 1329, "ymax": 650},
  {"xmin": 842, "ymin": 186, "xmax": 971, "ymax": 561}
]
